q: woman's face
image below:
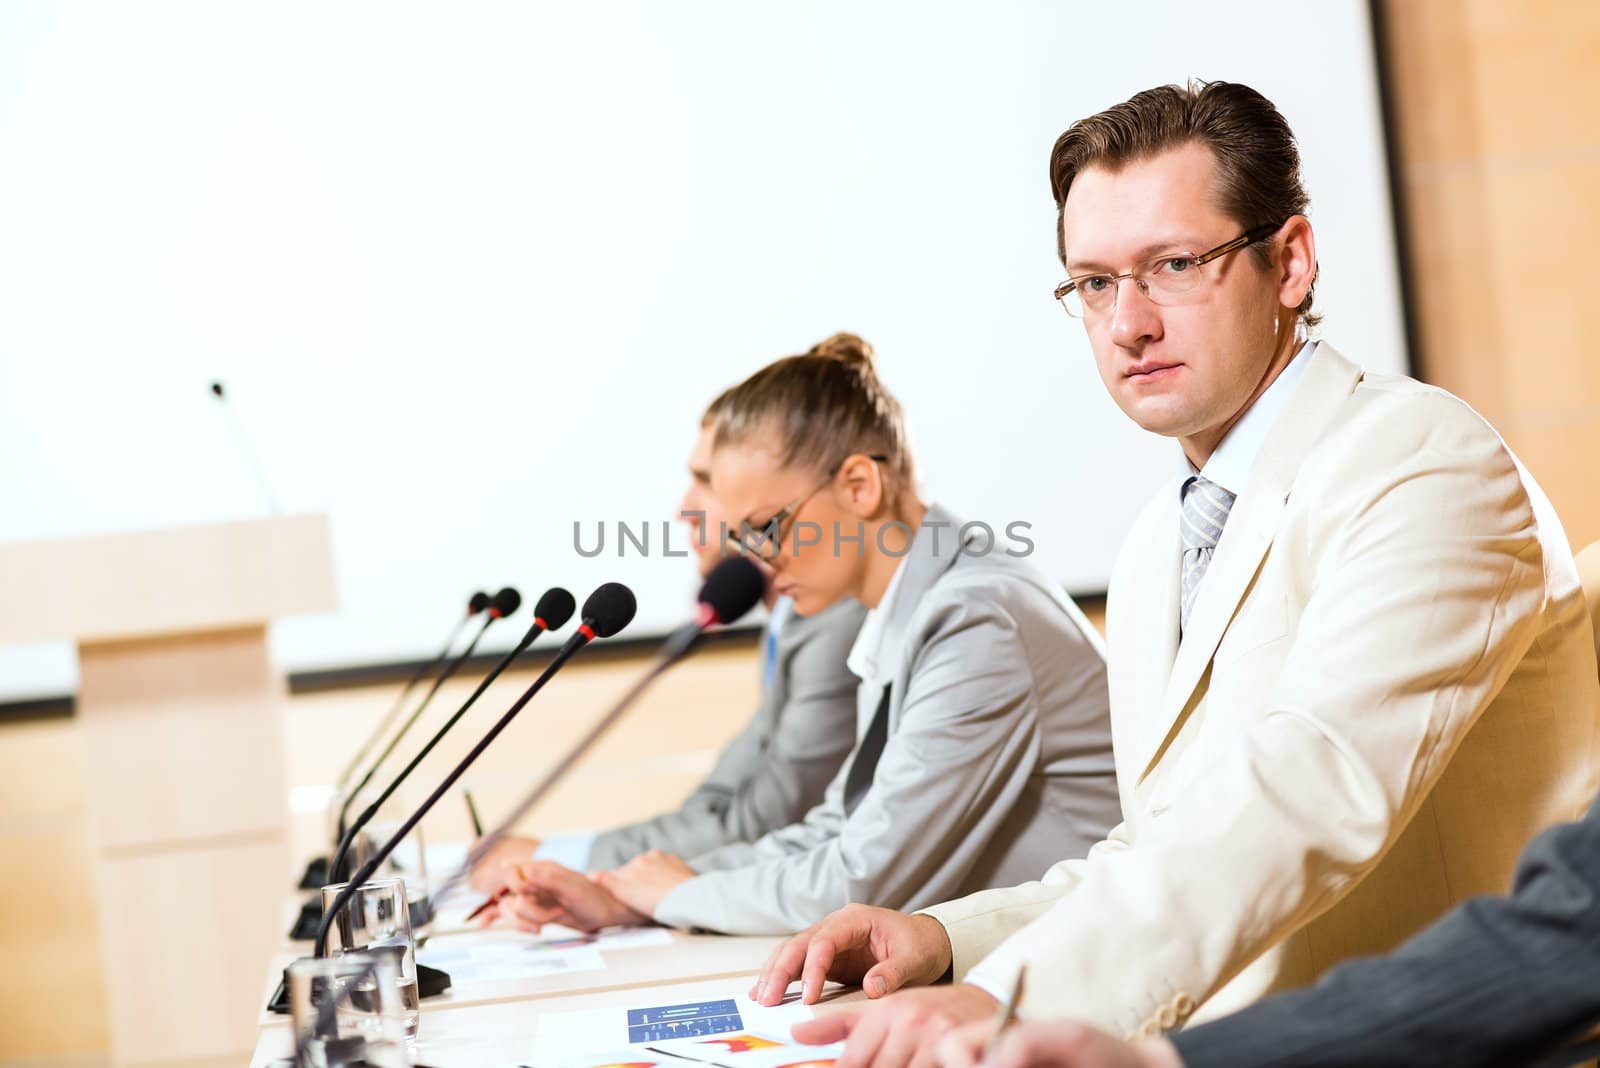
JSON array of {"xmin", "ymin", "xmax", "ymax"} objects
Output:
[{"xmin": 709, "ymin": 441, "xmax": 863, "ymax": 618}]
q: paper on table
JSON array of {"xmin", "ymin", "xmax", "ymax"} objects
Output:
[
  {"xmin": 538, "ymin": 1040, "xmax": 844, "ymax": 1068},
  {"xmin": 500, "ymin": 925, "xmax": 675, "ymax": 952},
  {"xmin": 576, "ymin": 926, "xmax": 675, "ymax": 951},
  {"xmin": 533, "ymin": 995, "xmax": 814, "ymax": 1067},
  {"xmin": 537, "ymin": 1049, "xmax": 683, "ymax": 1068},
  {"xmin": 418, "ymin": 929, "xmax": 607, "ymax": 985},
  {"xmin": 649, "ymin": 1033, "xmax": 845, "ymax": 1068}
]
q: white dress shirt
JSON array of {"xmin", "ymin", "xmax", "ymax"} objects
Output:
[
  {"xmin": 845, "ymin": 550, "xmax": 913, "ymax": 683},
  {"xmin": 1187, "ymin": 340, "xmax": 1315, "ymax": 493}
]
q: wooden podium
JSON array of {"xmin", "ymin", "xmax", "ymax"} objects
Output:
[{"xmin": 0, "ymin": 515, "xmax": 336, "ymax": 1067}]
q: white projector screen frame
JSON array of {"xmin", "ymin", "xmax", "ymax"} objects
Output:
[{"xmin": 0, "ymin": 1, "xmax": 1408, "ymax": 703}]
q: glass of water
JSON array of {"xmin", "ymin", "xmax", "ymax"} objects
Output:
[
  {"xmin": 287, "ymin": 951, "xmax": 411, "ymax": 1067},
  {"xmin": 353, "ymin": 809, "xmax": 434, "ymax": 940},
  {"xmin": 319, "ymin": 877, "xmax": 421, "ymax": 1041}
]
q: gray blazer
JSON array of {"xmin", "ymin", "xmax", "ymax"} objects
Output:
[
  {"xmin": 585, "ymin": 597, "xmax": 865, "ymax": 870},
  {"xmin": 653, "ymin": 504, "xmax": 1121, "ymax": 934},
  {"xmin": 1172, "ymin": 794, "xmax": 1600, "ymax": 1068}
]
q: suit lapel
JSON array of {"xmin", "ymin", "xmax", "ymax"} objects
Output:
[
  {"xmin": 1120, "ymin": 489, "xmax": 1182, "ymax": 781},
  {"xmin": 838, "ymin": 503, "xmax": 969, "ymax": 790},
  {"xmin": 1136, "ymin": 486, "xmax": 1287, "ymax": 781},
  {"xmin": 1134, "ymin": 344, "xmax": 1366, "ymax": 783},
  {"xmin": 862, "ymin": 504, "xmax": 969, "ymax": 717}
]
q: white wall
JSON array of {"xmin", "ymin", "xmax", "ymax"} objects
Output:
[{"xmin": 0, "ymin": 1, "xmax": 1407, "ymax": 701}]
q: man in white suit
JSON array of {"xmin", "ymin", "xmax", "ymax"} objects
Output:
[{"xmin": 747, "ymin": 80, "xmax": 1600, "ymax": 1064}]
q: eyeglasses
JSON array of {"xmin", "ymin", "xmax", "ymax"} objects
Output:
[
  {"xmin": 725, "ymin": 454, "xmax": 889, "ymax": 563},
  {"xmin": 1053, "ymin": 221, "xmax": 1283, "ymax": 319}
]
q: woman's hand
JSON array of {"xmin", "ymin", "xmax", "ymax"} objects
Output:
[
  {"xmin": 594, "ymin": 850, "xmax": 698, "ymax": 917},
  {"xmin": 476, "ymin": 859, "xmax": 649, "ymax": 932}
]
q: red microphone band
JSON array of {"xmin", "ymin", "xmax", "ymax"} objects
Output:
[
  {"xmin": 695, "ymin": 601, "xmax": 718, "ymax": 629},
  {"xmin": 577, "ymin": 622, "xmax": 597, "ymax": 641},
  {"xmin": 533, "ymin": 616, "xmax": 549, "ymax": 631},
  {"xmin": 487, "ymin": 608, "xmax": 503, "ymax": 619}
]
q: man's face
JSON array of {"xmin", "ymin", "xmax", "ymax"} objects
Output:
[
  {"xmin": 678, "ymin": 425, "xmax": 726, "ymax": 578},
  {"xmin": 1061, "ymin": 142, "xmax": 1287, "ymax": 446}
]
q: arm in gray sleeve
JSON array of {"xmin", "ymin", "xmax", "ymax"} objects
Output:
[
  {"xmin": 585, "ymin": 604, "xmax": 861, "ymax": 870},
  {"xmin": 653, "ymin": 593, "xmax": 1061, "ymax": 934},
  {"xmin": 687, "ymin": 762, "xmax": 856, "ymax": 873},
  {"xmin": 1172, "ymin": 798, "xmax": 1600, "ymax": 1068}
]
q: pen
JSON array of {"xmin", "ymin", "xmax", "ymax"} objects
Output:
[
  {"xmin": 465, "ymin": 887, "xmax": 507, "ymax": 923},
  {"xmin": 982, "ymin": 964, "xmax": 1028, "ymax": 1061},
  {"xmin": 463, "ymin": 788, "xmax": 485, "ymax": 837}
]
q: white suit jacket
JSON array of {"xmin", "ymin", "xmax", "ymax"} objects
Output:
[{"xmin": 921, "ymin": 343, "xmax": 1600, "ymax": 1037}]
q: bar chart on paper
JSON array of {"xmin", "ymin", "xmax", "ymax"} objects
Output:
[
  {"xmin": 533, "ymin": 992, "xmax": 819, "ymax": 1067},
  {"xmin": 627, "ymin": 1000, "xmax": 745, "ymax": 1043}
]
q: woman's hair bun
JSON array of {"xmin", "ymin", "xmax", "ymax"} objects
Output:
[
  {"xmin": 805, "ymin": 332, "xmax": 875, "ymax": 371},
  {"xmin": 712, "ymin": 329, "xmax": 910, "ymax": 487}
]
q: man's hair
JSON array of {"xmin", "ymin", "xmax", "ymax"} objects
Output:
[
  {"xmin": 700, "ymin": 384, "xmax": 735, "ymax": 428},
  {"xmin": 1049, "ymin": 79, "xmax": 1319, "ymax": 326}
]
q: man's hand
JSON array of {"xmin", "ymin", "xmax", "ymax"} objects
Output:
[
  {"xmin": 751, "ymin": 904, "xmax": 954, "ymax": 1005},
  {"xmin": 468, "ymin": 833, "xmax": 541, "ymax": 892},
  {"xmin": 788, "ymin": 985, "xmax": 999, "ymax": 1068},
  {"xmin": 477, "ymin": 859, "xmax": 649, "ymax": 933},
  {"xmin": 594, "ymin": 850, "xmax": 697, "ymax": 917},
  {"xmin": 936, "ymin": 1021, "xmax": 1183, "ymax": 1068}
]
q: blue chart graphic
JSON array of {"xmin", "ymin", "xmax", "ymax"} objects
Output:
[{"xmin": 627, "ymin": 1000, "xmax": 745, "ymax": 1043}]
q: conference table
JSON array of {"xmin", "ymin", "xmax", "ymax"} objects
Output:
[{"xmin": 251, "ymin": 862, "xmax": 861, "ymax": 1066}]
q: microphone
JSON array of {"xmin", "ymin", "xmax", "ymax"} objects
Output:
[
  {"xmin": 440, "ymin": 557, "xmax": 764, "ymax": 911},
  {"xmin": 271, "ymin": 583, "xmax": 634, "ymax": 1008},
  {"xmin": 333, "ymin": 589, "xmax": 493, "ymax": 795},
  {"xmin": 312, "ymin": 583, "xmax": 637, "ymax": 961},
  {"xmin": 324, "ymin": 587, "xmax": 577, "ymax": 888},
  {"xmin": 331, "ymin": 586, "xmax": 521, "ymax": 843},
  {"xmin": 660, "ymin": 552, "xmax": 769, "ymax": 658},
  {"xmin": 209, "ymin": 378, "xmax": 282, "ymax": 514},
  {"xmin": 288, "ymin": 588, "xmax": 559, "ymax": 934},
  {"xmin": 296, "ymin": 590, "xmax": 494, "ymax": 890}
]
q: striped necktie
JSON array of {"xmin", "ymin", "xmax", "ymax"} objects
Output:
[{"xmin": 1180, "ymin": 475, "xmax": 1236, "ymax": 633}]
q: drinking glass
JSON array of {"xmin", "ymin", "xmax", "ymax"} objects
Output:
[
  {"xmin": 287, "ymin": 951, "xmax": 411, "ymax": 1067},
  {"xmin": 353, "ymin": 811, "xmax": 434, "ymax": 939},
  {"xmin": 319, "ymin": 877, "xmax": 420, "ymax": 1040}
]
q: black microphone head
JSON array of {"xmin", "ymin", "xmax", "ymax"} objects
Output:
[
  {"xmin": 699, "ymin": 556, "xmax": 767, "ymax": 625},
  {"xmin": 533, "ymin": 587, "xmax": 576, "ymax": 630},
  {"xmin": 489, "ymin": 586, "xmax": 522, "ymax": 619},
  {"xmin": 209, "ymin": 380, "xmax": 225, "ymax": 398},
  {"xmin": 468, "ymin": 590, "xmax": 492, "ymax": 615},
  {"xmin": 581, "ymin": 582, "xmax": 636, "ymax": 638}
]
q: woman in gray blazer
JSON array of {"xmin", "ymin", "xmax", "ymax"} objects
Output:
[
  {"xmin": 480, "ymin": 333, "xmax": 1121, "ymax": 935},
  {"xmin": 469, "ymin": 403, "xmax": 864, "ymax": 890}
]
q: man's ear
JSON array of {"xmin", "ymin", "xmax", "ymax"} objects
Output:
[
  {"xmin": 1276, "ymin": 214, "xmax": 1316, "ymax": 312},
  {"xmin": 835, "ymin": 453, "xmax": 885, "ymax": 518}
]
